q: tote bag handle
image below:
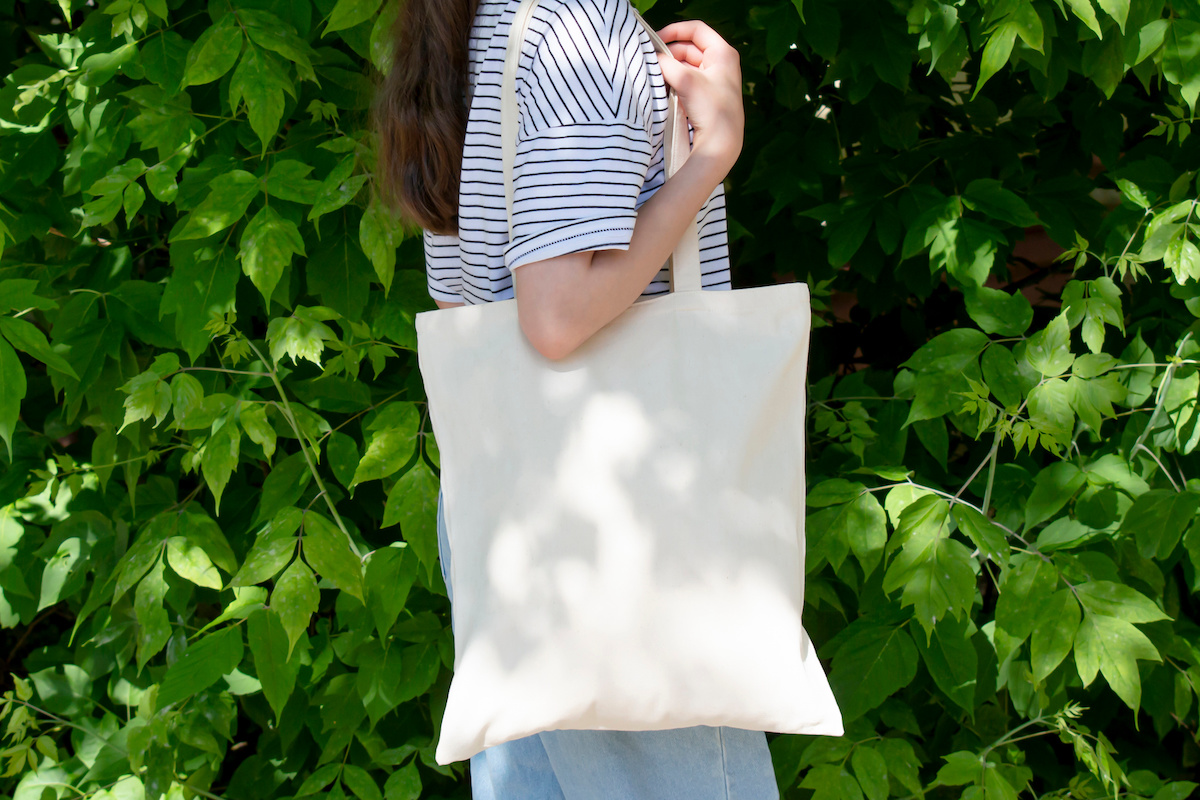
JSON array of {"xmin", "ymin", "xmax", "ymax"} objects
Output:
[{"xmin": 500, "ymin": 0, "xmax": 705, "ymax": 293}]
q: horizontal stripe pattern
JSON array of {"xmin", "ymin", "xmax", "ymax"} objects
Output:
[{"xmin": 425, "ymin": 0, "xmax": 731, "ymax": 305}]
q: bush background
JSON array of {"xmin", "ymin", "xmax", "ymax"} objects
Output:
[{"xmin": 2, "ymin": 0, "xmax": 1200, "ymax": 798}]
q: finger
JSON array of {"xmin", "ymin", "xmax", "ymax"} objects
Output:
[
  {"xmin": 656, "ymin": 54, "xmax": 695, "ymax": 93},
  {"xmin": 657, "ymin": 20, "xmax": 725, "ymax": 51},
  {"xmin": 666, "ymin": 41, "xmax": 704, "ymax": 67}
]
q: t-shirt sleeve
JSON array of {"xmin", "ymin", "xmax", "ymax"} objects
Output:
[
  {"xmin": 505, "ymin": 0, "xmax": 657, "ymax": 271},
  {"xmin": 424, "ymin": 229, "xmax": 464, "ymax": 303}
]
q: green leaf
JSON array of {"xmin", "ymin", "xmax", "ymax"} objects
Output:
[
  {"xmin": 302, "ymin": 511, "xmax": 364, "ymax": 602},
  {"xmin": 183, "ymin": 510, "xmax": 239, "ymax": 573},
  {"xmin": 1157, "ymin": 785, "xmax": 1199, "ymax": 800},
  {"xmin": 975, "ymin": 21, "xmax": 1018, "ymax": 98},
  {"xmin": 272, "ymin": 557, "xmax": 319, "ymax": 659},
  {"xmin": 1065, "ymin": 0, "xmax": 1102, "ymax": 37},
  {"xmin": 1074, "ymin": 612, "xmax": 1161, "ymax": 709},
  {"xmin": 247, "ymin": 607, "xmax": 301, "ymax": 722},
  {"xmin": 156, "ymin": 626, "xmax": 244, "ymax": 707},
  {"xmin": 234, "ymin": 507, "xmax": 302, "ymax": 586},
  {"xmin": 850, "ymin": 746, "xmax": 889, "ymax": 800},
  {"xmin": 1024, "ymin": 314, "xmax": 1074, "ymax": 376},
  {"xmin": 828, "ymin": 623, "xmax": 919, "ymax": 721},
  {"xmin": 963, "ymin": 286, "xmax": 1033, "ymax": 336},
  {"xmin": 1120, "ymin": 489, "xmax": 1200, "ymax": 559},
  {"xmin": 1013, "ymin": 3, "xmax": 1045, "ymax": 52},
  {"xmin": 0, "ymin": 279, "xmax": 57, "ymax": 313},
  {"xmin": 309, "ymin": 156, "xmax": 368, "ymax": 224},
  {"xmin": 120, "ymin": 371, "xmax": 171, "ymax": 432},
  {"xmin": 265, "ymin": 160, "xmax": 322, "ymax": 204},
  {"xmin": 962, "ymin": 179, "xmax": 1039, "ymax": 228},
  {"xmin": 801, "ymin": 764, "xmax": 865, "ymax": 800},
  {"xmin": 1134, "ymin": 19, "xmax": 1169, "ymax": 65},
  {"xmin": 928, "ymin": 218, "xmax": 1003, "ymax": 286},
  {"xmin": 1035, "ymin": 517, "xmax": 1093, "ymax": 551},
  {"xmin": 183, "ymin": 14, "xmax": 244, "ymax": 86},
  {"xmin": 230, "ymin": 47, "xmax": 293, "ymax": 151},
  {"xmin": 308, "ymin": 229, "xmax": 374, "ymax": 321},
  {"xmin": 832, "ymin": 492, "xmax": 888, "ymax": 576},
  {"xmin": 370, "ymin": 0, "xmax": 402, "ymax": 71},
  {"xmin": 342, "ymin": 765, "xmax": 382, "ymax": 800},
  {"xmin": 382, "ymin": 462, "xmax": 440, "ymax": 577},
  {"xmin": 981, "ymin": 345, "xmax": 1029, "ymax": 409},
  {"xmin": 995, "ymin": 554, "xmax": 1057, "ymax": 646},
  {"xmin": 1165, "ymin": 236, "xmax": 1200, "ymax": 284},
  {"xmin": 877, "ymin": 739, "xmax": 921, "ymax": 794},
  {"xmin": 383, "ymin": 762, "xmax": 422, "ymax": 800},
  {"xmin": 325, "ymin": 0, "xmax": 384, "ymax": 34},
  {"xmin": 1031, "ymin": 589, "xmax": 1081, "ymax": 682},
  {"xmin": 366, "ymin": 545, "xmax": 418, "ymax": 638},
  {"xmin": 166, "ymin": 535, "xmax": 222, "ymax": 589},
  {"xmin": 360, "ymin": 198, "xmax": 400, "ymax": 294},
  {"xmin": 1095, "ymin": 0, "xmax": 1129, "ymax": 33},
  {"xmin": 354, "ymin": 402, "xmax": 420, "ymax": 485},
  {"xmin": 985, "ymin": 769, "xmax": 1020, "ymax": 800},
  {"xmin": 240, "ymin": 9, "xmax": 317, "ymax": 81},
  {"xmin": 255, "ymin": 453, "xmax": 314, "ymax": 525},
  {"xmin": 266, "ymin": 306, "xmax": 337, "ymax": 366},
  {"xmin": 903, "ymin": 328, "xmax": 991, "ymax": 373},
  {"xmin": 1068, "ymin": 375, "xmax": 1118, "ymax": 434},
  {"xmin": 240, "ymin": 206, "xmax": 306, "ymax": 307},
  {"xmin": 297, "ymin": 763, "xmax": 342, "ymax": 797},
  {"xmin": 239, "ymin": 403, "xmax": 276, "ymax": 459},
  {"xmin": 174, "ymin": 170, "xmax": 260, "ymax": 241},
  {"xmin": 0, "ymin": 336, "xmax": 27, "ymax": 459},
  {"xmin": 1074, "ymin": 580, "xmax": 1169, "ymax": 623},
  {"xmin": 1026, "ymin": 378, "xmax": 1075, "ymax": 451},
  {"xmin": 883, "ymin": 496, "xmax": 976, "ymax": 637},
  {"xmin": 1164, "ymin": 20, "xmax": 1200, "ymax": 111},
  {"xmin": 936, "ymin": 751, "xmax": 983, "ymax": 786},
  {"xmin": 160, "ymin": 243, "xmax": 239, "ymax": 362},
  {"xmin": 808, "ymin": 479, "xmax": 867, "ymax": 507},
  {"xmin": 1025, "ymin": 461, "xmax": 1085, "ymax": 529},
  {"xmin": 951, "ymin": 504, "xmax": 1010, "ymax": 569},
  {"xmin": 114, "ymin": 515, "xmax": 175, "ymax": 603},
  {"xmin": 201, "ymin": 418, "xmax": 241, "ymax": 513},
  {"xmin": 0, "ymin": 317, "xmax": 76, "ymax": 379},
  {"xmin": 123, "ymin": 181, "xmax": 145, "ymax": 221},
  {"xmin": 141, "ymin": 29, "xmax": 189, "ymax": 92},
  {"xmin": 327, "ymin": 430, "xmax": 360, "ymax": 489},
  {"xmin": 914, "ymin": 615, "xmax": 978, "ymax": 712},
  {"xmin": 135, "ymin": 555, "xmax": 171, "ymax": 669}
]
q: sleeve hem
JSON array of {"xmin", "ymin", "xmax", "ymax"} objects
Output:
[
  {"xmin": 427, "ymin": 278, "xmax": 461, "ymax": 304},
  {"xmin": 506, "ymin": 217, "xmax": 636, "ymax": 271}
]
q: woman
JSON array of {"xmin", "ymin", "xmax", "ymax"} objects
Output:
[{"xmin": 376, "ymin": 0, "xmax": 775, "ymax": 797}]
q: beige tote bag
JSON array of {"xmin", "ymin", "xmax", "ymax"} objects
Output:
[{"xmin": 416, "ymin": 0, "xmax": 844, "ymax": 765}]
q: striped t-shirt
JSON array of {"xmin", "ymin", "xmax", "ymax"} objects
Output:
[{"xmin": 423, "ymin": 0, "xmax": 732, "ymax": 305}]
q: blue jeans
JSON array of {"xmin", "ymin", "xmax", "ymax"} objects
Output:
[{"xmin": 435, "ymin": 494, "xmax": 780, "ymax": 800}]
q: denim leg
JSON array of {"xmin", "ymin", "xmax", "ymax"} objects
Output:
[
  {"xmin": 537, "ymin": 727, "xmax": 779, "ymax": 800},
  {"xmin": 437, "ymin": 493, "xmax": 778, "ymax": 800},
  {"xmin": 469, "ymin": 735, "xmax": 568, "ymax": 800}
]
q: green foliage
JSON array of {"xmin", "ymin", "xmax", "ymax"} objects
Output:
[{"xmin": 3, "ymin": 0, "xmax": 1200, "ymax": 798}]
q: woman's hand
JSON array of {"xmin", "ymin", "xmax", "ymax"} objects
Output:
[{"xmin": 656, "ymin": 20, "xmax": 744, "ymax": 174}]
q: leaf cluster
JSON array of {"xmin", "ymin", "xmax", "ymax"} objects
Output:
[{"xmin": 2, "ymin": 0, "xmax": 1200, "ymax": 799}]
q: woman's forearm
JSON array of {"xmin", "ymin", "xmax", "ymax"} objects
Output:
[{"xmin": 512, "ymin": 147, "xmax": 731, "ymax": 360}]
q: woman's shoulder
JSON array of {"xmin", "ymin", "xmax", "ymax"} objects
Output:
[{"xmin": 527, "ymin": 0, "xmax": 645, "ymax": 43}]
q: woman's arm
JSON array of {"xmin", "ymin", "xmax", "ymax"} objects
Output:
[{"xmin": 512, "ymin": 20, "xmax": 744, "ymax": 361}]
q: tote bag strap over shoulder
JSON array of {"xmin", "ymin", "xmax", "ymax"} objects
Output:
[{"xmin": 500, "ymin": 0, "xmax": 705, "ymax": 293}]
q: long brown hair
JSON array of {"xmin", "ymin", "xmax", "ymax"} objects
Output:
[{"xmin": 375, "ymin": 0, "xmax": 479, "ymax": 236}]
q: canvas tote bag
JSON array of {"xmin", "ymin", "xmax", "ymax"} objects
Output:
[{"xmin": 416, "ymin": 0, "xmax": 844, "ymax": 765}]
